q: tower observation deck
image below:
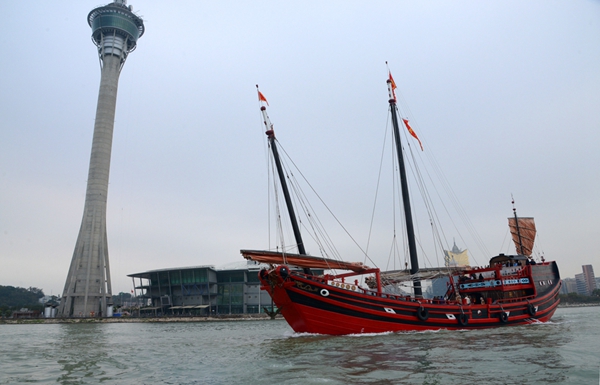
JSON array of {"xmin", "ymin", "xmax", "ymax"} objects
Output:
[
  {"xmin": 88, "ymin": 0, "xmax": 144, "ymax": 66},
  {"xmin": 57, "ymin": 0, "xmax": 144, "ymax": 318}
]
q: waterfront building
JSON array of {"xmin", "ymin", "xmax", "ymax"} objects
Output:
[
  {"xmin": 428, "ymin": 277, "xmax": 449, "ymax": 298},
  {"xmin": 128, "ymin": 261, "xmax": 324, "ymax": 316},
  {"xmin": 58, "ymin": 0, "xmax": 144, "ymax": 317}
]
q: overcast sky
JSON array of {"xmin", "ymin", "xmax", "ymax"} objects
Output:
[{"xmin": 1, "ymin": 1, "xmax": 599, "ymax": 296}]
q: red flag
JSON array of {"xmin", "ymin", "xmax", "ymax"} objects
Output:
[
  {"xmin": 258, "ymin": 91, "xmax": 269, "ymax": 106},
  {"xmin": 403, "ymin": 118, "xmax": 423, "ymax": 151},
  {"xmin": 389, "ymin": 71, "xmax": 397, "ymax": 100},
  {"xmin": 389, "ymin": 72, "xmax": 397, "ymax": 90}
]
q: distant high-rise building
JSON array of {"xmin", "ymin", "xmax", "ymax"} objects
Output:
[
  {"xmin": 560, "ymin": 277, "xmax": 577, "ymax": 294},
  {"xmin": 575, "ymin": 273, "xmax": 588, "ymax": 296},
  {"xmin": 444, "ymin": 241, "xmax": 470, "ymax": 267},
  {"xmin": 57, "ymin": 0, "xmax": 144, "ymax": 317},
  {"xmin": 582, "ymin": 265, "xmax": 597, "ymax": 295}
]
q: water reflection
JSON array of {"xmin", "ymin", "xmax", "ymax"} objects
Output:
[
  {"xmin": 264, "ymin": 320, "xmax": 575, "ymax": 384},
  {"xmin": 0, "ymin": 308, "xmax": 595, "ymax": 384},
  {"xmin": 55, "ymin": 324, "xmax": 112, "ymax": 384}
]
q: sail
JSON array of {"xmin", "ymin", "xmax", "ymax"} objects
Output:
[{"xmin": 508, "ymin": 217, "xmax": 536, "ymax": 256}]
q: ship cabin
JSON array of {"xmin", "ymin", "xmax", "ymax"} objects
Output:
[
  {"xmin": 489, "ymin": 254, "xmax": 531, "ymax": 268},
  {"xmin": 447, "ymin": 254, "xmax": 536, "ymax": 305}
]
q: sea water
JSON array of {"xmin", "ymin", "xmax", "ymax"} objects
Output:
[{"xmin": 1, "ymin": 306, "xmax": 599, "ymax": 385}]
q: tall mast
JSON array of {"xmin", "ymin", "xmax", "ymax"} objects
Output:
[
  {"xmin": 512, "ymin": 197, "xmax": 525, "ymax": 255},
  {"xmin": 387, "ymin": 75, "xmax": 422, "ymax": 297},
  {"xmin": 258, "ymin": 87, "xmax": 311, "ymax": 274}
]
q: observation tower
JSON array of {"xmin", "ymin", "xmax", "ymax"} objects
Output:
[{"xmin": 57, "ymin": 0, "xmax": 144, "ymax": 317}]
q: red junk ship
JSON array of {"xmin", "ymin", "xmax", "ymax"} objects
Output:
[{"xmin": 242, "ymin": 75, "xmax": 560, "ymax": 335}]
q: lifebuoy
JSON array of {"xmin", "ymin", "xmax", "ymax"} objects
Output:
[
  {"xmin": 499, "ymin": 311, "xmax": 509, "ymax": 323},
  {"xmin": 457, "ymin": 313, "xmax": 468, "ymax": 326},
  {"xmin": 417, "ymin": 307, "xmax": 429, "ymax": 321},
  {"xmin": 527, "ymin": 304, "xmax": 536, "ymax": 316}
]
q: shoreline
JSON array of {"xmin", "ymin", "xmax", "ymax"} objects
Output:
[
  {"xmin": 558, "ymin": 302, "xmax": 599, "ymax": 308},
  {"xmin": 2, "ymin": 304, "xmax": 597, "ymax": 325},
  {"xmin": 0, "ymin": 314, "xmax": 282, "ymax": 325}
]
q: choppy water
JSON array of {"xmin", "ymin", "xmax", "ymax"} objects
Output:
[{"xmin": 1, "ymin": 307, "xmax": 599, "ymax": 384}]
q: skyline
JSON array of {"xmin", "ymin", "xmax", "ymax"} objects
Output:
[{"xmin": 1, "ymin": 1, "xmax": 599, "ymax": 296}]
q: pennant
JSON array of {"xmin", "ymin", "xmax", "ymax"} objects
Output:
[
  {"xmin": 403, "ymin": 118, "xmax": 423, "ymax": 151},
  {"xmin": 389, "ymin": 71, "xmax": 397, "ymax": 90},
  {"xmin": 258, "ymin": 90, "xmax": 269, "ymax": 106},
  {"xmin": 389, "ymin": 71, "xmax": 397, "ymax": 100}
]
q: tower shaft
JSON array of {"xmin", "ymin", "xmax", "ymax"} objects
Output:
[{"xmin": 58, "ymin": 55, "xmax": 121, "ymax": 317}]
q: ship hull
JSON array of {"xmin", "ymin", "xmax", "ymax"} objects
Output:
[{"xmin": 260, "ymin": 262, "xmax": 561, "ymax": 335}]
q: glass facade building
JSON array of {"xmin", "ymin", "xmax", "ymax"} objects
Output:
[{"xmin": 128, "ymin": 261, "xmax": 320, "ymax": 316}]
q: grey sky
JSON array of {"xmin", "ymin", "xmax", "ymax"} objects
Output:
[{"xmin": 1, "ymin": 1, "xmax": 598, "ymax": 296}]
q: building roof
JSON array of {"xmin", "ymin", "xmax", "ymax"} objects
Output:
[
  {"xmin": 128, "ymin": 265, "xmax": 216, "ymax": 277},
  {"xmin": 215, "ymin": 259, "xmax": 270, "ymax": 271},
  {"xmin": 127, "ymin": 260, "xmax": 270, "ymax": 277}
]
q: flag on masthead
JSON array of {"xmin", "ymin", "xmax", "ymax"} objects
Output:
[
  {"xmin": 258, "ymin": 90, "xmax": 269, "ymax": 106},
  {"xmin": 388, "ymin": 71, "xmax": 397, "ymax": 101}
]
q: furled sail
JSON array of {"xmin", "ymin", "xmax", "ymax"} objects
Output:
[
  {"xmin": 241, "ymin": 249, "xmax": 370, "ymax": 273},
  {"xmin": 508, "ymin": 217, "xmax": 536, "ymax": 256}
]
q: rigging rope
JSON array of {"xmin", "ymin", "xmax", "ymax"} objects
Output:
[
  {"xmin": 269, "ymin": 140, "xmax": 378, "ymax": 272},
  {"xmin": 393, "ymin": 85, "xmax": 491, "ymax": 266}
]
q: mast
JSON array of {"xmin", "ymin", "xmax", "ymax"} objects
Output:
[
  {"xmin": 387, "ymin": 75, "xmax": 422, "ymax": 297},
  {"xmin": 512, "ymin": 198, "xmax": 525, "ymax": 255},
  {"xmin": 258, "ymin": 87, "xmax": 311, "ymax": 274}
]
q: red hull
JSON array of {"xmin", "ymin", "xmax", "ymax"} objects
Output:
[{"xmin": 259, "ymin": 263, "xmax": 561, "ymax": 335}]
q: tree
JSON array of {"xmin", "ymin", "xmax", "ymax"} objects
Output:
[
  {"xmin": 0, "ymin": 285, "xmax": 45, "ymax": 310},
  {"xmin": 27, "ymin": 287, "xmax": 44, "ymax": 298},
  {"xmin": 560, "ymin": 291, "xmax": 600, "ymax": 304},
  {"xmin": 112, "ymin": 292, "xmax": 133, "ymax": 306}
]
